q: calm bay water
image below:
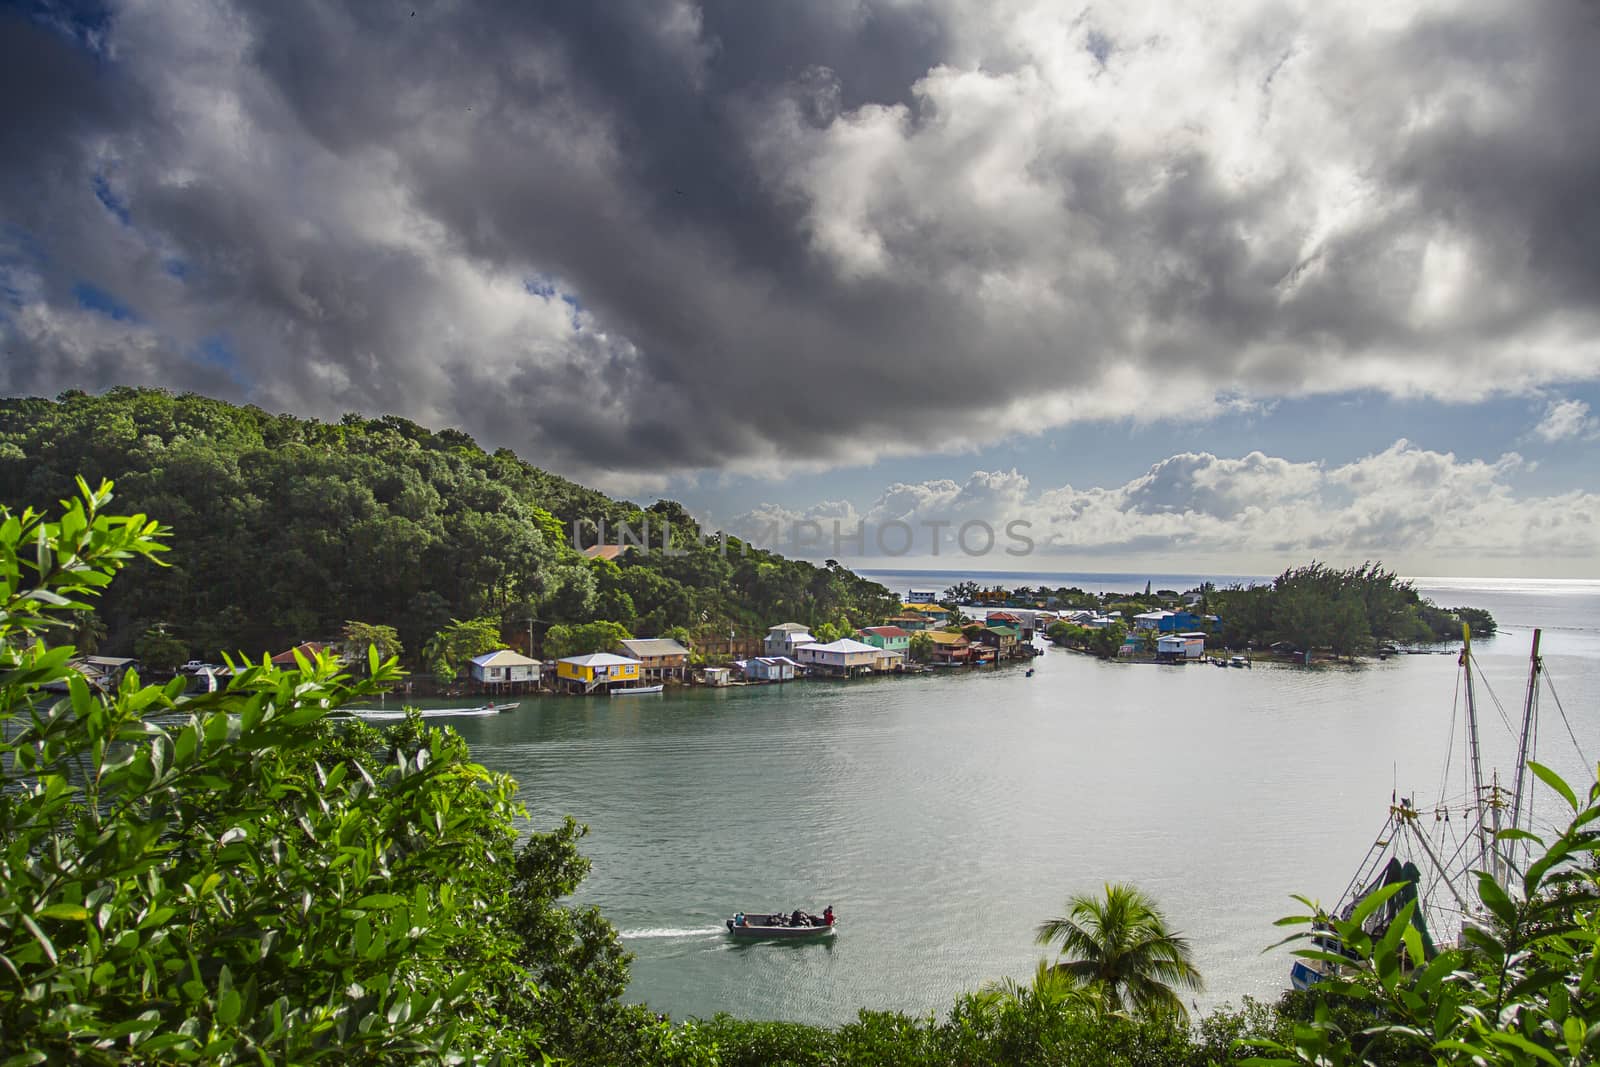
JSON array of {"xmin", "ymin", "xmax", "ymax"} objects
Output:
[{"xmin": 445, "ymin": 575, "xmax": 1599, "ymax": 1026}]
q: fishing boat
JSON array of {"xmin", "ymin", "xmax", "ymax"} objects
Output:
[
  {"xmin": 610, "ymin": 684, "xmax": 664, "ymax": 696},
  {"xmin": 1289, "ymin": 627, "xmax": 1574, "ymax": 991},
  {"xmin": 726, "ymin": 910, "xmax": 836, "ymax": 940},
  {"xmin": 342, "ymin": 701, "xmax": 518, "ymax": 721}
]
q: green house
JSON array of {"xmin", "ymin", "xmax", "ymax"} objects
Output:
[{"xmin": 856, "ymin": 626, "xmax": 912, "ymax": 654}]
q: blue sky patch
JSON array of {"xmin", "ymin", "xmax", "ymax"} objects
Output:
[
  {"xmin": 195, "ymin": 334, "xmax": 250, "ymax": 388},
  {"xmin": 90, "ymin": 173, "xmax": 130, "ymax": 225},
  {"xmin": 72, "ymin": 281, "xmax": 137, "ymax": 321}
]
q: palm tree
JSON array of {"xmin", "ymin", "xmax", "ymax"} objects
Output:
[
  {"xmin": 975, "ymin": 959, "xmax": 1099, "ymax": 1020},
  {"xmin": 1035, "ymin": 883, "xmax": 1203, "ymax": 1021}
]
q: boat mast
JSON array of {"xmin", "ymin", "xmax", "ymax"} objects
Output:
[
  {"xmin": 1507, "ymin": 629, "xmax": 1542, "ymax": 871},
  {"xmin": 1461, "ymin": 624, "xmax": 1490, "ymax": 875}
]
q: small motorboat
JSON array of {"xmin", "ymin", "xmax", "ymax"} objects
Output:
[
  {"xmin": 1229, "ymin": 656, "xmax": 1248, "ymax": 669},
  {"xmin": 726, "ymin": 910, "xmax": 836, "ymax": 939},
  {"xmin": 610, "ymin": 684, "xmax": 664, "ymax": 696}
]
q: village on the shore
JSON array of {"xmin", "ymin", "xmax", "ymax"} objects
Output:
[
  {"xmin": 432, "ymin": 585, "xmax": 1232, "ymax": 695},
  {"xmin": 81, "ymin": 584, "xmax": 1239, "ymax": 701},
  {"xmin": 60, "ymin": 584, "xmax": 1244, "ymax": 699}
]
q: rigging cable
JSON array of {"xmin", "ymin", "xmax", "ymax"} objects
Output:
[
  {"xmin": 1542, "ymin": 666, "xmax": 1592, "ymax": 771},
  {"xmin": 1471, "ymin": 657, "xmax": 1517, "ymax": 739},
  {"xmin": 1437, "ymin": 667, "xmax": 1461, "ymax": 807}
]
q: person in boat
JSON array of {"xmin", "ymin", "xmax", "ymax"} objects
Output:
[
  {"xmin": 823, "ymin": 906, "xmax": 834, "ymax": 926},
  {"xmin": 734, "ymin": 912, "xmax": 746, "ymax": 927},
  {"xmin": 790, "ymin": 909, "xmax": 804, "ymax": 927}
]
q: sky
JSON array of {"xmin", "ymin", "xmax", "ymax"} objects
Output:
[{"xmin": 1, "ymin": 0, "xmax": 1598, "ymax": 577}]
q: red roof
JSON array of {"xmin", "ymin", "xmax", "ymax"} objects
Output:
[
  {"xmin": 270, "ymin": 641, "xmax": 332, "ymax": 665},
  {"xmin": 861, "ymin": 626, "xmax": 911, "ymax": 638},
  {"xmin": 986, "ymin": 611, "xmax": 1021, "ymax": 622}
]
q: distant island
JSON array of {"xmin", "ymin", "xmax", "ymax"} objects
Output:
[{"xmin": 943, "ymin": 566, "xmax": 1496, "ymax": 661}]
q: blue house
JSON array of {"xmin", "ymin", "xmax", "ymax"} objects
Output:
[{"xmin": 1136, "ymin": 610, "xmax": 1222, "ymax": 633}]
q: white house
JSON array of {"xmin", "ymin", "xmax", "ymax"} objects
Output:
[
  {"xmin": 764, "ymin": 623, "xmax": 816, "ymax": 657},
  {"xmin": 1156, "ymin": 633, "xmax": 1207, "ymax": 660},
  {"xmin": 906, "ymin": 589, "xmax": 939, "ymax": 603},
  {"xmin": 470, "ymin": 649, "xmax": 540, "ymax": 685},
  {"xmin": 795, "ymin": 638, "xmax": 885, "ymax": 677},
  {"xmin": 743, "ymin": 655, "xmax": 800, "ymax": 682},
  {"xmin": 1133, "ymin": 610, "xmax": 1175, "ymax": 632}
]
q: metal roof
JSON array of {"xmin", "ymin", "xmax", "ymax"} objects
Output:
[
  {"xmin": 471, "ymin": 649, "xmax": 539, "ymax": 667},
  {"xmin": 559, "ymin": 652, "xmax": 642, "ymax": 667},
  {"xmin": 797, "ymin": 638, "xmax": 881, "ymax": 654},
  {"xmin": 618, "ymin": 638, "xmax": 690, "ymax": 658}
]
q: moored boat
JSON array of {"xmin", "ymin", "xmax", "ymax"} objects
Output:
[
  {"xmin": 611, "ymin": 684, "xmax": 664, "ymax": 696},
  {"xmin": 726, "ymin": 909, "xmax": 836, "ymax": 939},
  {"xmin": 1288, "ymin": 627, "xmax": 1581, "ymax": 990},
  {"xmin": 343, "ymin": 702, "xmax": 518, "ymax": 721}
]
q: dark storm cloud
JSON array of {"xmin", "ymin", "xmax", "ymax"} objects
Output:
[{"xmin": 1, "ymin": 1, "xmax": 1598, "ymax": 485}]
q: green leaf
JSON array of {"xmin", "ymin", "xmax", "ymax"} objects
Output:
[
  {"xmin": 1476, "ymin": 873, "xmax": 1518, "ymax": 928},
  {"xmin": 36, "ymin": 903, "xmax": 90, "ymax": 921},
  {"xmin": 355, "ymin": 893, "xmax": 407, "ymax": 909},
  {"xmin": 1346, "ymin": 881, "xmax": 1408, "ymax": 931},
  {"xmin": 1529, "ymin": 761, "xmax": 1579, "ymax": 812},
  {"xmin": 216, "ymin": 988, "xmax": 241, "ymax": 1027},
  {"xmin": 19, "ymin": 915, "xmax": 57, "ymax": 965},
  {"xmin": 1484, "ymin": 1031, "xmax": 1565, "ymax": 1067}
]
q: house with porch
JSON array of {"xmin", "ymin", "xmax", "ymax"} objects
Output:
[
  {"xmin": 976, "ymin": 623, "xmax": 1020, "ymax": 658},
  {"xmin": 764, "ymin": 623, "xmax": 816, "ymax": 657},
  {"xmin": 616, "ymin": 637, "xmax": 690, "ymax": 682},
  {"xmin": 925, "ymin": 630, "xmax": 971, "ymax": 665},
  {"xmin": 795, "ymin": 638, "xmax": 883, "ymax": 677},
  {"xmin": 555, "ymin": 652, "xmax": 642, "ymax": 694},
  {"xmin": 469, "ymin": 649, "xmax": 541, "ymax": 691},
  {"xmin": 885, "ymin": 613, "xmax": 933, "ymax": 631}
]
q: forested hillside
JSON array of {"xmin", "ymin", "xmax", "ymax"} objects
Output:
[{"xmin": 0, "ymin": 388, "xmax": 897, "ymax": 661}]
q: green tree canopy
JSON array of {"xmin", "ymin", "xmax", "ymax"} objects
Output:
[
  {"xmin": 0, "ymin": 389, "xmax": 899, "ymax": 664},
  {"xmin": 341, "ymin": 619, "xmax": 403, "ymax": 672},
  {"xmin": 423, "ymin": 616, "xmax": 503, "ymax": 684},
  {"xmin": 134, "ymin": 624, "xmax": 187, "ymax": 672},
  {"xmin": 543, "ymin": 620, "xmax": 633, "ymax": 660}
]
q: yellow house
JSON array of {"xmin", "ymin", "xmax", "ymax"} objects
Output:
[
  {"xmin": 903, "ymin": 603, "xmax": 953, "ymax": 624},
  {"xmin": 556, "ymin": 652, "xmax": 642, "ymax": 694}
]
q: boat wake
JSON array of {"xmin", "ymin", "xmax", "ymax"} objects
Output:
[{"xmin": 619, "ymin": 926, "xmax": 725, "ymax": 940}]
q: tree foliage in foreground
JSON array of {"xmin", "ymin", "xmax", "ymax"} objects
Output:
[
  {"xmin": 0, "ymin": 481, "xmax": 534, "ymax": 1062},
  {"xmin": 1258, "ymin": 762, "xmax": 1600, "ymax": 1066}
]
